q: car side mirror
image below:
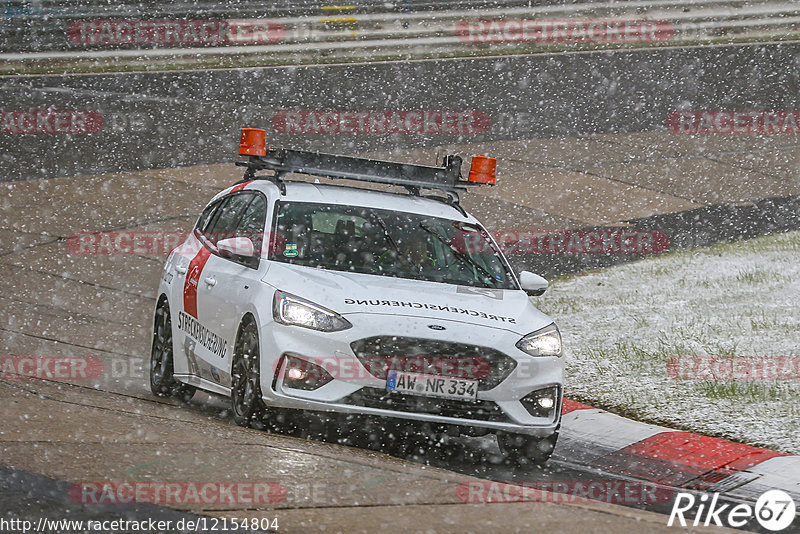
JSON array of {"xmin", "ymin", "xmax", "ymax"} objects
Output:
[
  {"xmin": 217, "ymin": 237, "xmax": 255, "ymax": 259},
  {"xmin": 519, "ymin": 271, "xmax": 548, "ymax": 296}
]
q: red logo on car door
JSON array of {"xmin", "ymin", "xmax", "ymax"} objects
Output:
[{"xmin": 183, "ymin": 247, "xmax": 211, "ymax": 318}]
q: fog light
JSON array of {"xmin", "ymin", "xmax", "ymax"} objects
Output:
[
  {"xmin": 520, "ymin": 386, "xmax": 560, "ymax": 419},
  {"xmin": 280, "ymin": 354, "xmax": 333, "ymax": 391}
]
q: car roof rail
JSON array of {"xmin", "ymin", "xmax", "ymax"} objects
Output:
[{"xmin": 233, "ymin": 128, "xmax": 495, "ymax": 213}]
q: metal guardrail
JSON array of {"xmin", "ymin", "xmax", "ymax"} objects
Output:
[
  {"xmin": 3, "ymin": 0, "xmax": 618, "ymax": 18},
  {"xmin": 2, "ymin": 0, "xmax": 799, "ymax": 67}
]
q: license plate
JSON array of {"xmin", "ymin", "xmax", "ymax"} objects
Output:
[{"xmin": 386, "ymin": 370, "xmax": 478, "ymax": 401}]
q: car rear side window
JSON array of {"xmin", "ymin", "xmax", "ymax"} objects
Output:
[
  {"xmin": 195, "ymin": 199, "xmax": 221, "ymax": 233},
  {"xmin": 236, "ymin": 194, "xmax": 267, "ymax": 261},
  {"xmin": 204, "ymin": 193, "xmax": 254, "ymax": 246}
]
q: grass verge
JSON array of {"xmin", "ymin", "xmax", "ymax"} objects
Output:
[{"xmin": 537, "ymin": 230, "xmax": 800, "ymax": 453}]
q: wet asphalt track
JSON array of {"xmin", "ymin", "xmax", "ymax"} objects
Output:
[
  {"xmin": 1, "ymin": 148, "xmax": 798, "ymax": 532},
  {"xmin": 3, "ymin": 45, "xmax": 800, "ymax": 531}
]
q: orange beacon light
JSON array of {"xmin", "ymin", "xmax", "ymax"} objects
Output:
[
  {"xmin": 239, "ymin": 128, "xmax": 267, "ymax": 157},
  {"xmin": 467, "ymin": 155, "xmax": 496, "ymax": 185}
]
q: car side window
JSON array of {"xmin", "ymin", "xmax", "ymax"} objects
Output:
[
  {"xmin": 203, "ymin": 193, "xmax": 254, "ymax": 246},
  {"xmin": 195, "ymin": 199, "xmax": 222, "ymax": 233},
  {"xmin": 232, "ymin": 194, "xmax": 267, "ymax": 269}
]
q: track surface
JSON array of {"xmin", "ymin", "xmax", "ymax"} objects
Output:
[{"xmin": 1, "ymin": 131, "xmax": 798, "ymax": 532}]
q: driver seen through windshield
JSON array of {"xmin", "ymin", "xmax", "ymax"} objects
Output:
[{"xmin": 269, "ymin": 201, "xmax": 516, "ymax": 290}]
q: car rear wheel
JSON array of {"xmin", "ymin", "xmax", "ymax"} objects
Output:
[
  {"xmin": 150, "ymin": 298, "xmax": 196, "ymax": 401},
  {"xmin": 496, "ymin": 431, "xmax": 558, "ymax": 465},
  {"xmin": 231, "ymin": 318, "xmax": 265, "ymax": 428}
]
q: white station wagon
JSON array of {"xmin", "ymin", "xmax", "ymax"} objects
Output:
[{"xmin": 150, "ymin": 128, "xmax": 564, "ymax": 463}]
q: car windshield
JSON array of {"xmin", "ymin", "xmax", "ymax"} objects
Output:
[{"xmin": 269, "ymin": 201, "xmax": 518, "ymax": 290}]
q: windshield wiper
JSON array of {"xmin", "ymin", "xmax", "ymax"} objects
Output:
[
  {"xmin": 370, "ymin": 213, "xmax": 400, "ymax": 254},
  {"xmin": 418, "ymin": 223, "xmax": 501, "ymax": 287}
]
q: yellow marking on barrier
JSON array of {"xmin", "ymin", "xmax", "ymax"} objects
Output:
[
  {"xmin": 319, "ymin": 17, "xmax": 359, "ymax": 23},
  {"xmin": 321, "ymin": 5, "xmax": 356, "ymax": 11}
]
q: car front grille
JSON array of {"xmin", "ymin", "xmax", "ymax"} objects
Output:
[
  {"xmin": 350, "ymin": 336, "xmax": 516, "ymax": 391},
  {"xmin": 341, "ymin": 387, "xmax": 509, "ymax": 422}
]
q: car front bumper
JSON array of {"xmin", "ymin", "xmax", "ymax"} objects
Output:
[{"xmin": 258, "ymin": 313, "xmax": 564, "ymax": 437}]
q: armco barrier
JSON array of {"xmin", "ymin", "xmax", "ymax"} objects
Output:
[
  {"xmin": 4, "ymin": 1, "xmax": 800, "ymax": 56},
  {"xmin": 0, "ymin": 0, "xmax": 614, "ymax": 53}
]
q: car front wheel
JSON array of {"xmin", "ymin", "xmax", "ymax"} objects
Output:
[{"xmin": 231, "ymin": 318, "xmax": 265, "ymax": 428}]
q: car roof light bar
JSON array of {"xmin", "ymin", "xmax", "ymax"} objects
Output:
[
  {"xmin": 234, "ymin": 128, "xmax": 493, "ymax": 213},
  {"xmin": 238, "ymin": 147, "xmax": 467, "ymax": 190}
]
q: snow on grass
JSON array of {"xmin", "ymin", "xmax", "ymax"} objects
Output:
[{"xmin": 536, "ymin": 230, "xmax": 800, "ymax": 454}]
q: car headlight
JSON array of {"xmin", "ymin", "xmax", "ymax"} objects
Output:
[
  {"xmin": 516, "ymin": 323, "xmax": 562, "ymax": 357},
  {"xmin": 273, "ymin": 290, "xmax": 352, "ymax": 332}
]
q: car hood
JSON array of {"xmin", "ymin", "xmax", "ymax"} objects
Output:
[{"xmin": 262, "ymin": 262, "xmax": 553, "ymax": 335}]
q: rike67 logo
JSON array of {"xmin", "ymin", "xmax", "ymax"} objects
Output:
[{"xmin": 669, "ymin": 490, "xmax": 795, "ymax": 531}]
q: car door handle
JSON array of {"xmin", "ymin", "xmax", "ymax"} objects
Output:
[
  {"xmin": 204, "ymin": 277, "xmax": 217, "ymax": 287},
  {"xmin": 175, "ymin": 265, "xmax": 187, "ymax": 274}
]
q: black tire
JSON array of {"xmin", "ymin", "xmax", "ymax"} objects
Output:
[
  {"xmin": 150, "ymin": 298, "xmax": 196, "ymax": 401},
  {"xmin": 231, "ymin": 318, "xmax": 265, "ymax": 428},
  {"xmin": 496, "ymin": 431, "xmax": 558, "ymax": 465}
]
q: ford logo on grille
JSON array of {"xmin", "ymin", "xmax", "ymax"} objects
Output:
[{"xmin": 427, "ymin": 324, "xmax": 446, "ymax": 331}]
